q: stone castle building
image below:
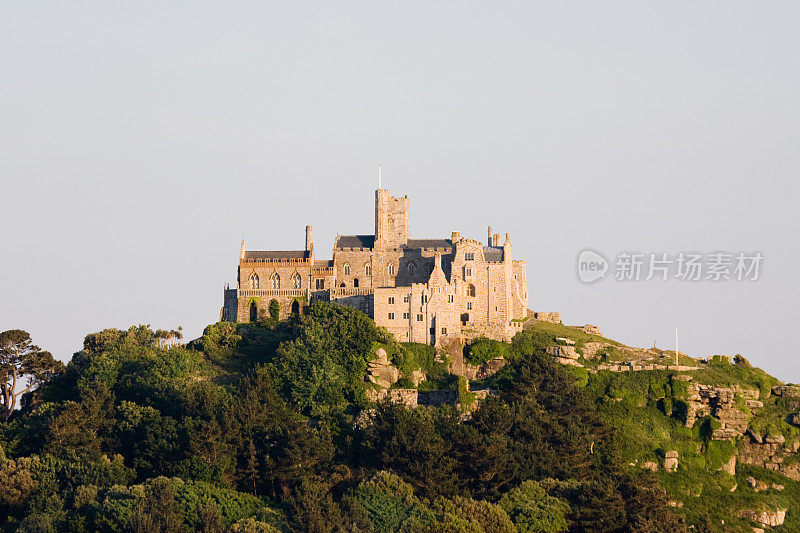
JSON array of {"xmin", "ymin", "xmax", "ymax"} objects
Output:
[{"xmin": 221, "ymin": 188, "xmax": 529, "ymax": 344}]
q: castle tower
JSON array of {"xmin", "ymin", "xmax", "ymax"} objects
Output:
[{"xmin": 375, "ymin": 188, "xmax": 410, "ymax": 249}]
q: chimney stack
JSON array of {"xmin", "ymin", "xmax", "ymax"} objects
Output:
[
  {"xmin": 240, "ymin": 237, "xmax": 246, "ymax": 260},
  {"xmin": 487, "ymin": 226, "xmax": 493, "ymax": 245},
  {"xmin": 493, "ymin": 233, "xmax": 500, "ymax": 246},
  {"xmin": 451, "ymin": 231, "xmax": 460, "ymax": 242},
  {"xmin": 305, "ymin": 225, "xmax": 313, "ymax": 251}
]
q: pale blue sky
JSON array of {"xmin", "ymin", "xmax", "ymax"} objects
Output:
[{"xmin": 2, "ymin": 3, "xmax": 799, "ymax": 379}]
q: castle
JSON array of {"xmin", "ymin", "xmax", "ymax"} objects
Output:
[{"xmin": 222, "ymin": 188, "xmax": 529, "ymax": 345}]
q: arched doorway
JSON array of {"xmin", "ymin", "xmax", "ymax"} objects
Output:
[
  {"xmin": 249, "ymin": 301, "xmax": 258, "ymax": 322},
  {"xmin": 353, "ymin": 278, "xmax": 359, "ymax": 287},
  {"xmin": 291, "ymin": 300, "xmax": 300, "ymax": 316}
]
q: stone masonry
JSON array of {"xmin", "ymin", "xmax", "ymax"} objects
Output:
[{"xmin": 222, "ymin": 187, "xmax": 529, "ymax": 345}]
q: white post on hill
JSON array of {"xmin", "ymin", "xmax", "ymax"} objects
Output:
[{"xmin": 675, "ymin": 328, "xmax": 679, "ymax": 366}]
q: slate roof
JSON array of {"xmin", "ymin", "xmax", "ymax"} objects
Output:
[
  {"xmin": 407, "ymin": 238, "xmax": 452, "ymax": 250},
  {"xmin": 483, "ymin": 247, "xmax": 504, "ymax": 262},
  {"xmin": 243, "ymin": 250, "xmax": 309, "ymax": 261},
  {"xmin": 335, "ymin": 235, "xmax": 375, "ymax": 249}
]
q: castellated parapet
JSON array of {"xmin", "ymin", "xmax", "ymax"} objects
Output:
[{"xmin": 221, "ymin": 188, "xmax": 529, "ymax": 345}]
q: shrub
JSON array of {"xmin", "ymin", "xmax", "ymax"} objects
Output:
[{"xmin": 499, "ymin": 480, "xmax": 571, "ymax": 533}]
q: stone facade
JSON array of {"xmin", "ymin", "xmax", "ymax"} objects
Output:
[{"xmin": 222, "ymin": 188, "xmax": 529, "ymax": 345}]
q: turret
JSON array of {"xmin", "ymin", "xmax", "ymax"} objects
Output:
[
  {"xmin": 240, "ymin": 237, "xmax": 245, "ymax": 260},
  {"xmin": 305, "ymin": 225, "xmax": 313, "ymax": 251},
  {"xmin": 487, "ymin": 226, "xmax": 492, "ymax": 245}
]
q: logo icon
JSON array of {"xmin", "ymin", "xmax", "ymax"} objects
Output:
[{"xmin": 577, "ymin": 249, "xmax": 609, "ymax": 284}]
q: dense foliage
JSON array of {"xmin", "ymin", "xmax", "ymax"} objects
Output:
[{"xmin": 0, "ymin": 305, "xmax": 686, "ymax": 532}]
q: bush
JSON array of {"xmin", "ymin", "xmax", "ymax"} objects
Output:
[{"xmin": 499, "ymin": 480, "xmax": 571, "ymax": 533}]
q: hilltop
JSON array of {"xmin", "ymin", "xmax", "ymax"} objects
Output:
[{"xmin": 0, "ymin": 302, "xmax": 797, "ymax": 531}]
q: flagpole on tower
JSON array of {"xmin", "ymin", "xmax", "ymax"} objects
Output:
[{"xmin": 378, "ymin": 163, "xmax": 382, "ymax": 189}]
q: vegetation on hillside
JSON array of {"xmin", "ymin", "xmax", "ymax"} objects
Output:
[
  {"xmin": 0, "ymin": 303, "xmax": 689, "ymax": 532},
  {"xmin": 2, "ymin": 304, "xmax": 796, "ymax": 531}
]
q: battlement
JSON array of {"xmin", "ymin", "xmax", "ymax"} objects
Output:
[{"xmin": 223, "ymin": 187, "xmax": 529, "ymax": 344}]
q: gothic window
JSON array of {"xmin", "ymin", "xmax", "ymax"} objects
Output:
[
  {"xmin": 339, "ymin": 282, "xmax": 346, "ymax": 288},
  {"xmin": 353, "ymin": 278, "xmax": 359, "ymax": 287},
  {"xmin": 465, "ymin": 252, "xmax": 474, "ymax": 261},
  {"xmin": 403, "ymin": 295, "xmax": 409, "ymax": 303},
  {"xmin": 388, "ymin": 263, "xmax": 395, "ymax": 276},
  {"xmin": 365, "ymin": 263, "xmax": 372, "ymax": 276},
  {"xmin": 250, "ymin": 273, "xmax": 259, "ymax": 289},
  {"xmin": 407, "ymin": 261, "xmax": 415, "ymax": 276},
  {"xmin": 388, "ymin": 312, "xmax": 395, "ymax": 320},
  {"xmin": 315, "ymin": 279, "xmax": 324, "ymax": 290},
  {"xmin": 271, "ymin": 273, "xmax": 280, "ymax": 289},
  {"xmin": 292, "ymin": 273, "xmax": 301, "ymax": 289},
  {"xmin": 344, "ymin": 263, "xmax": 350, "ymax": 275},
  {"xmin": 465, "ymin": 267, "xmax": 473, "ymax": 277},
  {"xmin": 467, "ymin": 284, "xmax": 476, "ymax": 297}
]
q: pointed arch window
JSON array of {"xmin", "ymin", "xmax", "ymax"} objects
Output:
[
  {"xmin": 344, "ymin": 263, "xmax": 351, "ymax": 275},
  {"xmin": 292, "ymin": 273, "xmax": 301, "ymax": 289},
  {"xmin": 388, "ymin": 263, "xmax": 395, "ymax": 276},
  {"xmin": 467, "ymin": 284, "xmax": 476, "ymax": 297},
  {"xmin": 407, "ymin": 261, "xmax": 416, "ymax": 276},
  {"xmin": 250, "ymin": 273, "xmax": 259, "ymax": 289},
  {"xmin": 271, "ymin": 273, "xmax": 280, "ymax": 289},
  {"xmin": 365, "ymin": 263, "xmax": 372, "ymax": 276}
]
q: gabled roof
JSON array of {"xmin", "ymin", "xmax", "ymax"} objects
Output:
[
  {"xmin": 335, "ymin": 235, "xmax": 375, "ymax": 249},
  {"xmin": 244, "ymin": 250, "xmax": 309, "ymax": 261}
]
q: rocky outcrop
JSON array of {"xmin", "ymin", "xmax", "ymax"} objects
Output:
[
  {"xmin": 547, "ymin": 345, "xmax": 579, "ymax": 359},
  {"xmin": 718, "ymin": 454, "xmax": 736, "ymax": 475},
  {"xmin": 683, "ymin": 383, "xmax": 759, "ymax": 438},
  {"xmin": 548, "ymin": 345, "xmax": 584, "ymax": 367},
  {"xmin": 664, "ymin": 450, "xmax": 679, "ymax": 472},
  {"xmin": 738, "ymin": 437, "xmax": 800, "ymax": 480},
  {"xmin": 368, "ymin": 348, "xmax": 400, "ymax": 389},
  {"xmin": 582, "ymin": 324, "xmax": 602, "ymax": 336},
  {"xmin": 738, "ymin": 508, "xmax": 786, "ymax": 528},
  {"xmin": 464, "ymin": 357, "xmax": 507, "ymax": 380}
]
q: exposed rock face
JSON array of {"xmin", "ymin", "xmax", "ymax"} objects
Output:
[
  {"xmin": 582, "ymin": 324, "xmax": 602, "ymax": 336},
  {"xmin": 738, "ymin": 508, "xmax": 786, "ymax": 528},
  {"xmin": 548, "ymin": 345, "xmax": 584, "ymax": 367},
  {"xmin": 718, "ymin": 454, "xmax": 737, "ymax": 475},
  {"xmin": 367, "ymin": 348, "xmax": 400, "ymax": 389},
  {"xmin": 738, "ymin": 438, "xmax": 800, "ymax": 480},
  {"xmin": 683, "ymin": 383, "xmax": 759, "ymax": 437},
  {"xmin": 409, "ymin": 370, "xmax": 426, "ymax": 387},
  {"xmin": 464, "ymin": 357, "xmax": 507, "ymax": 380},
  {"xmin": 664, "ymin": 450, "xmax": 679, "ymax": 472},
  {"xmin": 642, "ymin": 461, "xmax": 658, "ymax": 472},
  {"xmin": 547, "ymin": 345, "xmax": 579, "ymax": 360}
]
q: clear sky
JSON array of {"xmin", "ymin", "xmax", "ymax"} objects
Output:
[{"xmin": 2, "ymin": 3, "xmax": 799, "ymax": 379}]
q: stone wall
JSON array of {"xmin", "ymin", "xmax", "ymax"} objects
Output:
[{"xmin": 531, "ymin": 311, "xmax": 561, "ymax": 324}]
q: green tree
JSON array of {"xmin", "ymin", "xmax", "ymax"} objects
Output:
[{"xmin": 0, "ymin": 330, "xmax": 63, "ymax": 420}]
